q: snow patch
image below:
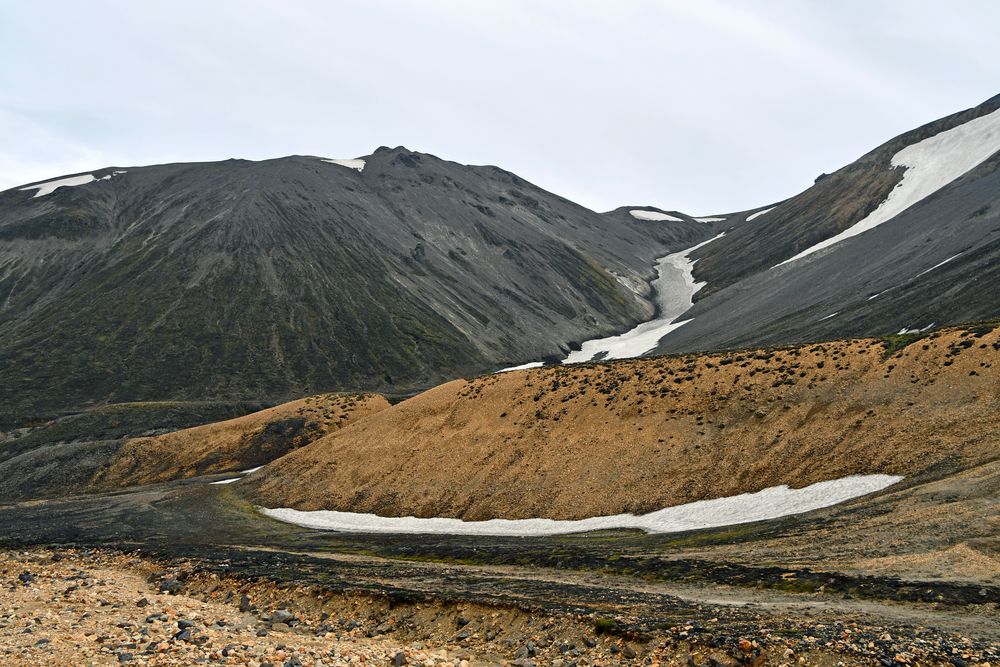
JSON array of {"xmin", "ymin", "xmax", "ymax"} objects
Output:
[
  {"xmin": 563, "ymin": 233, "xmax": 725, "ymax": 364},
  {"xmin": 322, "ymin": 158, "xmax": 366, "ymax": 172},
  {"xmin": 817, "ymin": 312, "xmax": 839, "ymax": 321},
  {"xmin": 777, "ymin": 107, "xmax": 1000, "ymax": 267},
  {"xmin": 914, "ymin": 253, "xmax": 962, "ymax": 279},
  {"xmin": 208, "ymin": 465, "xmax": 264, "ymax": 485},
  {"xmin": 630, "ymin": 209, "xmax": 683, "ymax": 222},
  {"xmin": 496, "ymin": 361, "xmax": 545, "ymax": 373},
  {"xmin": 20, "ymin": 174, "xmax": 96, "ymax": 198},
  {"xmin": 258, "ymin": 474, "xmax": 902, "ymax": 536},
  {"xmin": 746, "ymin": 207, "xmax": 775, "ymax": 221},
  {"xmin": 866, "ymin": 253, "xmax": 963, "ymax": 304},
  {"xmin": 897, "ymin": 323, "xmax": 935, "ymax": 335},
  {"xmin": 694, "ymin": 216, "xmax": 726, "ymax": 223}
]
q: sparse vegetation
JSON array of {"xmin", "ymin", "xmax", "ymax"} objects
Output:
[
  {"xmin": 881, "ymin": 331, "xmax": 930, "ymax": 357},
  {"xmin": 243, "ymin": 323, "xmax": 999, "ymax": 522}
]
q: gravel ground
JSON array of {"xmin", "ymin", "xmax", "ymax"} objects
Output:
[
  {"xmin": 2, "ymin": 547, "xmax": 997, "ymax": 666},
  {"xmin": 0, "ymin": 548, "xmax": 495, "ymax": 666}
]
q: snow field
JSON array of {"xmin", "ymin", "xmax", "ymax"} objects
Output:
[
  {"xmin": 20, "ymin": 174, "xmax": 97, "ymax": 197},
  {"xmin": 746, "ymin": 207, "xmax": 775, "ymax": 221},
  {"xmin": 563, "ymin": 233, "xmax": 725, "ymax": 363},
  {"xmin": 322, "ymin": 158, "xmax": 366, "ymax": 172},
  {"xmin": 777, "ymin": 107, "xmax": 1000, "ymax": 267},
  {"xmin": 20, "ymin": 170, "xmax": 128, "ymax": 197},
  {"xmin": 259, "ymin": 474, "xmax": 903, "ymax": 536},
  {"xmin": 630, "ymin": 209, "xmax": 683, "ymax": 222},
  {"xmin": 496, "ymin": 361, "xmax": 545, "ymax": 373}
]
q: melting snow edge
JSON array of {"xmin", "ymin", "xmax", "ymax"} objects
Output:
[{"xmin": 258, "ymin": 474, "xmax": 902, "ymax": 536}]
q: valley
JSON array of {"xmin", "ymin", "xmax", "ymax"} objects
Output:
[
  {"xmin": 0, "ymin": 320, "xmax": 996, "ymax": 664},
  {"xmin": 0, "ymin": 92, "xmax": 998, "ymax": 665}
]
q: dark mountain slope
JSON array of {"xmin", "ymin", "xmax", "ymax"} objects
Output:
[
  {"xmin": 690, "ymin": 93, "xmax": 1000, "ymax": 297},
  {"xmin": 0, "ymin": 148, "xmax": 715, "ymax": 426},
  {"xmin": 651, "ymin": 95, "xmax": 1000, "ymax": 353}
]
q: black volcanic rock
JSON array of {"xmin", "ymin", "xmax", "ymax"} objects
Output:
[
  {"xmin": 654, "ymin": 94, "xmax": 1000, "ymax": 354},
  {"xmin": 691, "ymin": 93, "xmax": 1000, "ymax": 297},
  {"xmin": 0, "ymin": 148, "xmax": 715, "ymax": 426}
]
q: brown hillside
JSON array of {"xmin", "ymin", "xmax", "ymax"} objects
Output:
[
  {"xmin": 240, "ymin": 325, "xmax": 999, "ymax": 520},
  {"xmin": 94, "ymin": 392, "xmax": 389, "ymax": 489}
]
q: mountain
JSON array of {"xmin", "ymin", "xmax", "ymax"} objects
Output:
[
  {"xmin": 649, "ymin": 94, "xmax": 1000, "ymax": 354},
  {"xmin": 90, "ymin": 392, "xmax": 388, "ymax": 492},
  {"xmin": 3, "ymin": 95, "xmax": 998, "ymax": 428},
  {"xmin": 0, "ymin": 148, "xmax": 725, "ymax": 427},
  {"xmin": 0, "ymin": 392, "xmax": 387, "ymax": 501},
  {"xmin": 239, "ymin": 323, "xmax": 999, "ymax": 520}
]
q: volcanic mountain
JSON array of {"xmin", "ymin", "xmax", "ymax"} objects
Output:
[
  {"xmin": 647, "ymin": 93, "xmax": 1000, "ymax": 355},
  {"xmin": 3, "ymin": 94, "xmax": 999, "ymax": 430},
  {"xmin": 0, "ymin": 148, "xmax": 723, "ymax": 427}
]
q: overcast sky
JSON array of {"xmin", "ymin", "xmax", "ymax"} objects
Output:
[{"xmin": 2, "ymin": 1, "xmax": 998, "ymax": 214}]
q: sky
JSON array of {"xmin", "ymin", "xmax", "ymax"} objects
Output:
[{"xmin": 1, "ymin": 1, "xmax": 998, "ymax": 214}]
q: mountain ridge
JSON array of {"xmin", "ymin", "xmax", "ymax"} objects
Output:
[
  {"xmin": 3, "ymin": 95, "xmax": 1000, "ymax": 425},
  {"xmin": 643, "ymin": 94, "xmax": 1000, "ymax": 356},
  {"xmin": 0, "ymin": 147, "xmax": 723, "ymax": 427}
]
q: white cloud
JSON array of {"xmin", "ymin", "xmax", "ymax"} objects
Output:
[
  {"xmin": 0, "ymin": 110, "xmax": 112, "ymax": 190},
  {"xmin": 1, "ymin": 1, "xmax": 998, "ymax": 212}
]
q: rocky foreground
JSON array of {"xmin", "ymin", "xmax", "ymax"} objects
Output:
[
  {"xmin": 2, "ymin": 547, "xmax": 997, "ymax": 666},
  {"xmin": 1, "ymin": 548, "xmax": 490, "ymax": 666}
]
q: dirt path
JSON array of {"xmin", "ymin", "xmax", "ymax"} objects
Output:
[{"xmin": 233, "ymin": 545, "xmax": 1000, "ymax": 641}]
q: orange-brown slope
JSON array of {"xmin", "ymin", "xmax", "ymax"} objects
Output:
[
  {"xmin": 93, "ymin": 392, "xmax": 389, "ymax": 489},
  {"xmin": 240, "ymin": 325, "xmax": 999, "ymax": 521}
]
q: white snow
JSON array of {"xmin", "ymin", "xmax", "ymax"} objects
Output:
[
  {"xmin": 20, "ymin": 174, "xmax": 96, "ymax": 198},
  {"xmin": 866, "ymin": 253, "xmax": 962, "ymax": 304},
  {"xmin": 694, "ymin": 216, "xmax": 726, "ymax": 223},
  {"xmin": 207, "ymin": 465, "xmax": 265, "ymax": 484},
  {"xmin": 322, "ymin": 158, "xmax": 366, "ymax": 172},
  {"xmin": 258, "ymin": 474, "xmax": 902, "ymax": 537},
  {"xmin": 496, "ymin": 361, "xmax": 545, "ymax": 373},
  {"xmin": 746, "ymin": 207, "xmax": 775, "ymax": 221},
  {"xmin": 817, "ymin": 312, "xmax": 839, "ymax": 321},
  {"xmin": 20, "ymin": 170, "xmax": 127, "ymax": 196},
  {"xmin": 777, "ymin": 107, "xmax": 1000, "ymax": 267},
  {"xmin": 897, "ymin": 323, "xmax": 935, "ymax": 335},
  {"xmin": 563, "ymin": 233, "xmax": 725, "ymax": 364},
  {"xmin": 630, "ymin": 209, "xmax": 683, "ymax": 222},
  {"xmin": 914, "ymin": 253, "xmax": 962, "ymax": 279}
]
